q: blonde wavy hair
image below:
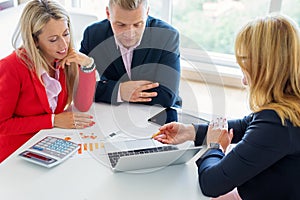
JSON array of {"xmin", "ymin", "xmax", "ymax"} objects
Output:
[
  {"xmin": 12, "ymin": 0, "xmax": 78, "ymax": 107},
  {"xmin": 235, "ymin": 14, "xmax": 300, "ymax": 126}
]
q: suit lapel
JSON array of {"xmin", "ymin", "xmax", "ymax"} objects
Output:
[
  {"xmin": 30, "ymin": 70, "xmax": 52, "ymax": 113},
  {"xmin": 91, "ymin": 35, "xmax": 129, "ymax": 80},
  {"xmin": 132, "ymin": 49, "xmax": 148, "ymax": 69},
  {"xmin": 106, "ymin": 39, "xmax": 130, "ymax": 80},
  {"xmin": 114, "ymin": 55, "xmax": 128, "ymax": 78},
  {"xmin": 131, "ymin": 25, "xmax": 152, "ymax": 78}
]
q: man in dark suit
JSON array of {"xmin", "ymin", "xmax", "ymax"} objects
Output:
[{"xmin": 80, "ymin": 0, "xmax": 181, "ymax": 108}]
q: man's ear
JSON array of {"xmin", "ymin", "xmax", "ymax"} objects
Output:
[{"xmin": 106, "ymin": 6, "xmax": 110, "ymax": 21}]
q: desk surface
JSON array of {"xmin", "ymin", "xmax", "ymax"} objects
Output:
[{"xmin": 0, "ymin": 103, "xmax": 209, "ymax": 200}]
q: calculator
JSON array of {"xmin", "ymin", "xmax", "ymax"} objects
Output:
[{"xmin": 19, "ymin": 136, "xmax": 79, "ymax": 168}]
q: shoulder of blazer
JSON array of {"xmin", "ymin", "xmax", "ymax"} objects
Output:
[
  {"xmin": 86, "ymin": 19, "xmax": 114, "ymax": 42},
  {"xmin": 82, "ymin": 19, "xmax": 114, "ymax": 54},
  {"xmin": 146, "ymin": 15, "xmax": 179, "ymax": 34},
  {"xmin": 0, "ymin": 51, "xmax": 32, "ymax": 77}
]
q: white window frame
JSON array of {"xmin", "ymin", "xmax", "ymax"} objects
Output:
[{"xmin": 160, "ymin": 0, "xmax": 283, "ymax": 87}]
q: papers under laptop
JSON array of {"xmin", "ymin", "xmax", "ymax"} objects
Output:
[{"xmin": 104, "ymin": 139, "xmax": 202, "ymax": 172}]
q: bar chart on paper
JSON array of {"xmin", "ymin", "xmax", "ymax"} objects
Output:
[{"xmin": 77, "ymin": 133, "xmax": 105, "ymax": 156}]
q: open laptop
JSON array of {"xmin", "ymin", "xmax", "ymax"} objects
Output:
[{"xmin": 104, "ymin": 139, "xmax": 203, "ymax": 172}]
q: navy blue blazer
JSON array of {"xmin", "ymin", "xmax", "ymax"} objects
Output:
[
  {"xmin": 80, "ymin": 16, "xmax": 181, "ymax": 107},
  {"xmin": 194, "ymin": 110, "xmax": 300, "ymax": 199}
]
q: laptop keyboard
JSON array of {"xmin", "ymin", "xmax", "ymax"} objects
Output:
[{"xmin": 108, "ymin": 146, "xmax": 178, "ymax": 168}]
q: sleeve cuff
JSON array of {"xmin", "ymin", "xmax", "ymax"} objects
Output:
[
  {"xmin": 80, "ymin": 57, "xmax": 96, "ymax": 73},
  {"xmin": 51, "ymin": 114, "xmax": 55, "ymax": 127},
  {"xmin": 117, "ymin": 84, "xmax": 124, "ymax": 103},
  {"xmin": 194, "ymin": 123, "xmax": 209, "ymax": 146}
]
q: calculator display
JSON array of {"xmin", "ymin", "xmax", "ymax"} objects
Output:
[{"xmin": 20, "ymin": 151, "xmax": 57, "ymax": 164}]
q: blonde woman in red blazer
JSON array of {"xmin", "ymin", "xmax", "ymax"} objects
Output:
[{"xmin": 0, "ymin": 0, "xmax": 97, "ymax": 162}]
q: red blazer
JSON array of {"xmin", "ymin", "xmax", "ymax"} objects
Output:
[{"xmin": 0, "ymin": 51, "xmax": 95, "ymax": 162}]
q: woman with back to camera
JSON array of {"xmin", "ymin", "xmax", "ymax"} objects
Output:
[
  {"xmin": 154, "ymin": 14, "xmax": 300, "ymax": 199},
  {"xmin": 0, "ymin": 0, "xmax": 97, "ymax": 163}
]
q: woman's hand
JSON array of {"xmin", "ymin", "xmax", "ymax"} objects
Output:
[
  {"xmin": 206, "ymin": 123, "xmax": 234, "ymax": 152},
  {"xmin": 54, "ymin": 112, "xmax": 95, "ymax": 129},
  {"xmin": 153, "ymin": 122, "xmax": 196, "ymax": 144},
  {"xmin": 60, "ymin": 48, "xmax": 93, "ymax": 68},
  {"xmin": 218, "ymin": 128, "xmax": 234, "ymax": 152}
]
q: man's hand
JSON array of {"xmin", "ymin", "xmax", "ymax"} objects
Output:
[{"xmin": 120, "ymin": 80, "xmax": 159, "ymax": 102}]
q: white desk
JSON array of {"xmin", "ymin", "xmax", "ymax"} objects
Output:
[{"xmin": 0, "ymin": 103, "xmax": 209, "ymax": 200}]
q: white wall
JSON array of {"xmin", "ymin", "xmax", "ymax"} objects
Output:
[
  {"xmin": 0, "ymin": 3, "xmax": 98, "ymax": 59},
  {"xmin": 0, "ymin": 3, "xmax": 23, "ymax": 59}
]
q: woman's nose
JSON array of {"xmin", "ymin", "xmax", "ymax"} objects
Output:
[{"xmin": 58, "ymin": 37, "xmax": 68, "ymax": 48}]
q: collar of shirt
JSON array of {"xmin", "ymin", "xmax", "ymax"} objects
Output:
[{"xmin": 39, "ymin": 68, "xmax": 62, "ymax": 113}]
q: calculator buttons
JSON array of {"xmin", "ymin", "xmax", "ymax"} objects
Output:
[
  {"xmin": 29, "ymin": 137, "xmax": 79, "ymax": 159},
  {"xmin": 20, "ymin": 136, "xmax": 80, "ymax": 168}
]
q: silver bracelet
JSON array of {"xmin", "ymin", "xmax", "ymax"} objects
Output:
[{"xmin": 80, "ymin": 57, "xmax": 96, "ymax": 73}]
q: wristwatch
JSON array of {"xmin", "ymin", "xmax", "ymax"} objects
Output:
[{"xmin": 209, "ymin": 143, "xmax": 221, "ymax": 149}]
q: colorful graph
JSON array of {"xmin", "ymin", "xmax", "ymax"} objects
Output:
[
  {"xmin": 77, "ymin": 141, "xmax": 105, "ymax": 154},
  {"xmin": 59, "ymin": 132, "xmax": 106, "ymax": 158}
]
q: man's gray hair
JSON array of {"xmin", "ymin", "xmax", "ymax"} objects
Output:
[{"xmin": 108, "ymin": 0, "xmax": 148, "ymax": 10}]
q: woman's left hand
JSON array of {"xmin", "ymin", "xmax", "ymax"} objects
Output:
[
  {"xmin": 206, "ymin": 117, "xmax": 234, "ymax": 152},
  {"xmin": 60, "ymin": 48, "xmax": 92, "ymax": 68}
]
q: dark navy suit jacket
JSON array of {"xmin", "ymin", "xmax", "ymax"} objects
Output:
[
  {"xmin": 80, "ymin": 16, "xmax": 181, "ymax": 107},
  {"xmin": 194, "ymin": 110, "xmax": 300, "ymax": 199}
]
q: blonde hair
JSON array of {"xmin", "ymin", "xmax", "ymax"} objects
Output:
[
  {"xmin": 108, "ymin": 0, "xmax": 148, "ymax": 10},
  {"xmin": 235, "ymin": 14, "xmax": 300, "ymax": 126},
  {"xmin": 12, "ymin": 0, "xmax": 77, "ymax": 106}
]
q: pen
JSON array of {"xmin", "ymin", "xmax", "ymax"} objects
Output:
[{"xmin": 151, "ymin": 131, "xmax": 161, "ymax": 139}]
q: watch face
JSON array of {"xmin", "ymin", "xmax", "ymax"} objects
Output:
[{"xmin": 210, "ymin": 143, "xmax": 220, "ymax": 149}]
